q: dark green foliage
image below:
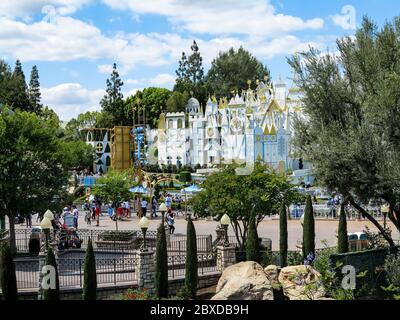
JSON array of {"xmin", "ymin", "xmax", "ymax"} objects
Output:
[
  {"xmin": 206, "ymin": 47, "xmax": 270, "ymax": 99},
  {"xmin": 155, "ymin": 223, "xmax": 168, "ymax": 298},
  {"xmin": 179, "ymin": 171, "xmax": 191, "ymax": 183},
  {"xmin": 302, "ymin": 195, "xmax": 315, "ymax": 260},
  {"xmin": 83, "ymin": 238, "xmax": 97, "ymax": 300},
  {"xmin": 43, "ymin": 247, "xmax": 60, "ymax": 300},
  {"xmin": 337, "ymin": 203, "xmax": 348, "ymax": 253},
  {"xmin": 166, "ymin": 91, "xmax": 189, "ymax": 113},
  {"xmin": 100, "ymin": 63, "xmax": 127, "ymax": 126},
  {"xmin": 127, "ymin": 87, "xmax": 172, "ymax": 128},
  {"xmin": 279, "ymin": 204, "xmax": 288, "ymax": 267},
  {"xmin": 288, "ymin": 16, "xmax": 400, "ymax": 245},
  {"xmin": 28, "ymin": 65, "xmax": 42, "ymax": 114},
  {"xmin": 246, "ymin": 218, "xmax": 260, "ymax": 263},
  {"xmin": 185, "ymin": 218, "xmax": 198, "ymax": 298},
  {"xmin": 0, "ymin": 243, "xmax": 17, "ymax": 300}
]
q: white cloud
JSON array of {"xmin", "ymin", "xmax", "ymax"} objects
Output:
[
  {"xmin": 102, "ymin": 0, "xmax": 324, "ymax": 36},
  {"xmin": 41, "ymin": 83, "xmax": 104, "ymax": 121},
  {"xmin": 125, "ymin": 79, "xmax": 139, "ymax": 85},
  {"xmin": 149, "ymin": 73, "xmax": 176, "ymax": 87},
  {"xmin": 0, "ymin": 0, "xmax": 92, "ymax": 18},
  {"xmin": 97, "ymin": 64, "xmax": 114, "ymax": 74},
  {"xmin": 332, "ymin": 5, "xmax": 356, "ymax": 30}
]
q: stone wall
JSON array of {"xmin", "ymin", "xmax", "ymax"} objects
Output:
[{"xmin": 167, "ymin": 272, "xmax": 221, "ymax": 296}]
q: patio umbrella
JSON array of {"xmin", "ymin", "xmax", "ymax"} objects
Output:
[
  {"xmin": 181, "ymin": 184, "xmax": 203, "ymax": 193},
  {"xmin": 129, "ymin": 185, "xmax": 149, "ymax": 193}
]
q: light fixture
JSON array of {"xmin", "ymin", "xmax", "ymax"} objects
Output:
[
  {"xmin": 220, "ymin": 214, "xmax": 231, "ymax": 246},
  {"xmin": 139, "ymin": 216, "xmax": 150, "ymax": 251},
  {"xmin": 40, "ymin": 217, "xmax": 52, "ymax": 251},
  {"xmin": 159, "ymin": 202, "xmax": 167, "ymax": 225},
  {"xmin": 44, "ymin": 210, "xmax": 54, "ymax": 221}
]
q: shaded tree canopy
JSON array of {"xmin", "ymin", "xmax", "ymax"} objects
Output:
[
  {"xmin": 206, "ymin": 47, "xmax": 271, "ymax": 99},
  {"xmin": 288, "ymin": 16, "xmax": 400, "ymax": 246}
]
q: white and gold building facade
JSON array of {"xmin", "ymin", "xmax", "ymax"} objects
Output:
[{"xmin": 151, "ymin": 79, "xmax": 305, "ymax": 171}]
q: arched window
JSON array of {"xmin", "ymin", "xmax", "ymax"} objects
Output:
[
  {"xmin": 177, "ymin": 119, "xmax": 183, "ymax": 128},
  {"xmin": 106, "ymin": 156, "xmax": 111, "ymax": 166},
  {"xmin": 168, "ymin": 119, "xmax": 173, "ymax": 129}
]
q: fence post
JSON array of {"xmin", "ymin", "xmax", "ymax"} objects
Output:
[
  {"xmin": 216, "ymin": 245, "xmax": 236, "ymax": 272},
  {"xmin": 114, "ymin": 258, "xmax": 117, "ymax": 285},
  {"xmin": 79, "ymin": 259, "xmax": 82, "ymax": 288},
  {"xmin": 136, "ymin": 249, "xmax": 155, "ymax": 295}
]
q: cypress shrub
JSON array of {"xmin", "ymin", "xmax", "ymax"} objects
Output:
[
  {"xmin": 155, "ymin": 223, "xmax": 168, "ymax": 298},
  {"xmin": 302, "ymin": 195, "xmax": 315, "ymax": 260},
  {"xmin": 279, "ymin": 203, "xmax": 288, "ymax": 267},
  {"xmin": 0, "ymin": 243, "xmax": 18, "ymax": 300},
  {"xmin": 337, "ymin": 203, "xmax": 349, "ymax": 253},
  {"xmin": 83, "ymin": 238, "xmax": 97, "ymax": 300},
  {"xmin": 246, "ymin": 217, "xmax": 260, "ymax": 263},
  {"xmin": 185, "ymin": 218, "xmax": 198, "ymax": 298},
  {"xmin": 43, "ymin": 247, "xmax": 60, "ymax": 300}
]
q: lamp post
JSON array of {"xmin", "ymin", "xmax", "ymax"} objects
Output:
[
  {"xmin": 159, "ymin": 202, "xmax": 167, "ymax": 226},
  {"xmin": 40, "ymin": 217, "xmax": 52, "ymax": 251},
  {"xmin": 139, "ymin": 216, "xmax": 150, "ymax": 251},
  {"xmin": 220, "ymin": 214, "xmax": 231, "ymax": 247}
]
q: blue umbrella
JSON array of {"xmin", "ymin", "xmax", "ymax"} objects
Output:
[
  {"xmin": 129, "ymin": 185, "xmax": 148, "ymax": 193},
  {"xmin": 181, "ymin": 184, "xmax": 203, "ymax": 193}
]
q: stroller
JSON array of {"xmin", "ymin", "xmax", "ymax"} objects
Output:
[{"xmin": 57, "ymin": 226, "xmax": 82, "ymax": 250}]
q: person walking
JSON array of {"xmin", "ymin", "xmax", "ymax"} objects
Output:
[
  {"xmin": 26, "ymin": 213, "xmax": 32, "ymax": 228},
  {"xmin": 95, "ymin": 204, "xmax": 100, "ymax": 227},
  {"xmin": 141, "ymin": 197, "xmax": 148, "ymax": 217},
  {"xmin": 117, "ymin": 203, "xmax": 123, "ymax": 220},
  {"xmin": 165, "ymin": 194, "xmax": 172, "ymax": 210},
  {"xmin": 166, "ymin": 209, "xmax": 175, "ymax": 234},
  {"xmin": 125, "ymin": 200, "xmax": 131, "ymax": 217},
  {"xmin": 151, "ymin": 196, "xmax": 158, "ymax": 218},
  {"xmin": 107, "ymin": 202, "xmax": 114, "ymax": 220}
]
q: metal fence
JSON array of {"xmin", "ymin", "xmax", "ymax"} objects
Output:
[
  {"xmin": 14, "ymin": 228, "xmax": 214, "ymax": 254},
  {"xmin": 14, "ymin": 253, "xmax": 138, "ymax": 291},
  {"xmin": 168, "ymin": 252, "xmax": 218, "ymax": 279}
]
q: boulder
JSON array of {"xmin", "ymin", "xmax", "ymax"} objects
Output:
[
  {"xmin": 264, "ymin": 265, "xmax": 281, "ymax": 288},
  {"xmin": 211, "ymin": 261, "xmax": 273, "ymax": 300},
  {"xmin": 278, "ymin": 265, "xmax": 325, "ymax": 300}
]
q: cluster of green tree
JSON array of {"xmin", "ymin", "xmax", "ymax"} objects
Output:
[
  {"xmin": 0, "ymin": 60, "xmax": 42, "ymax": 114},
  {"xmin": 289, "ymin": 16, "xmax": 400, "ymax": 247},
  {"xmin": 155, "ymin": 218, "xmax": 198, "ymax": 299},
  {"xmin": 192, "ymin": 163, "xmax": 300, "ymax": 249},
  {"xmin": 69, "ymin": 42, "xmax": 271, "ymax": 131}
]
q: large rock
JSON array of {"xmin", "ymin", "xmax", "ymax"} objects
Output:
[
  {"xmin": 264, "ymin": 265, "xmax": 281, "ymax": 288},
  {"xmin": 278, "ymin": 265, "xmax": 325, "ymax": 300},
  {"xmin": 211, "ymin": 261, "xmax": 273, "ymax": 300}
]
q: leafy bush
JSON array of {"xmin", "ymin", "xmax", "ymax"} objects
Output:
[
  {"xmin": 382, "ymin": 253, "xmax": 400, "ymax": 299},
  {"xmin": 287, "ymin": 251, "xmax": 303, "ymax": 266},
  {"xmin": 313, "ymin": 246, "xmax": 355, "ymax": 300},
  {"xmin": 116, "ymin": 288, "xmax": 154, "ymax": 300},
  {"xmin": 363, "ymin": 226, "xmax": 392, "ymax": 250}
]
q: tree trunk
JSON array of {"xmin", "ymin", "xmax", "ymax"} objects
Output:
[
  {"xmin": 349, "ymin": 198, "xmax": 395, "ymax": 247},
  {"xmin": 7, "ymin": 213, "xmax": 16, "ymax": 254}
]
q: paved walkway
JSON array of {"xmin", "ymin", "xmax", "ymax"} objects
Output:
[{"xmin": 13, "ymin": 211, "xmax": 400, "ymax": 250}]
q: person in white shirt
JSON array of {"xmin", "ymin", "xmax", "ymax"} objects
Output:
[{"xmin": 141, "ymin": 198, "xmax": 148, "ymax": 217}]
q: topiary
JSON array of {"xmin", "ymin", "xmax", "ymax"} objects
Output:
[
  {"xmin": 246, "ymin": 217, "xmax": 260, "ymax": 263},
  {"xmin": 0, "ymin": 243, "xmax": 17, "ymax": 300},
  {"xmin": 337, "ymin": 203, "xmax": 348, "ymax": 253},
  {"xmin": 83, "ymin": 238, "xmax": 97, "ymax": 300},
  {"xmin": 302, "ymin": 195, "xmax": 315, "ymax": 261},
  {"xmin": 155, "ymin": 223, "xmax": 168, "ymax": 298},
  {"xmin": 184, "ymin": 218, "xmax": 198, "ymax": 298}
]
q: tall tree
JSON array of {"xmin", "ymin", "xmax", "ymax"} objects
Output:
[
  {"xmin": 192, "ymin": 163, "xmax": 299, "ymax": 249},
  {"xmin": 166, "ymin": 91, "xmax": 189, "ymax": 113},
  {"xmin": 337, "ymin": 203, "xmax": 349, "ymax": 254},
  {"xmin": 246, "ymin": 217, "xmax": 260, "ymax": 263},
  {"xmin": 28, "ymin": 65, "xmax": 42, "ymax": 114},
  {"xmin": 11, "ymin": 60, "xmax": 30, "ymax": 111},
  {"xmin": 288, "ymin": 16, "xmax": 400, "ymax": 247},
  {"xmin": 185, "ymin": 218, "xmax": 198, "ymax": 298},
  {"xmin": 0, "ymin": 243, "xmax": 17, "ymax": 300},
  {"xmin": 43, "ymin": 247, "xmax": 60, "ymax": 300},
  {"xmin": 83, "ymin": 238, "xmax": 97, "ymax": 300},
  {"xmin": 279, "ymin": 203, "xmax": 288, "ymax": 267},
  {"xmin": 206, "ymin": 47, "xmax": 271, "ymax": 99},
  {"xmin": 155, "ymin": 223, "xmax": 168, "ymax": 298},
  {"xmin": 302, "ymin": 195, "xmax": 315, "ymax": 260},
  {"xmin": 0, "ymin": 110, "xmax": 68, "ymax": 252},
  {"xmin": 100, "ymin": 63, "xmax": 126, "ymax": 126},
  {"xmin": 174, "ymin": 41, "xmax": 207, "ymax": 105},
  {"xmin": 187, "ymin": 41, "xmax": 204, "ymax": 86}
]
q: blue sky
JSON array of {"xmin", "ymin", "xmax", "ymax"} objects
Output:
[{"xmin": 0, "ymin": 0, "xmax": 398, "ymax": 121}]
